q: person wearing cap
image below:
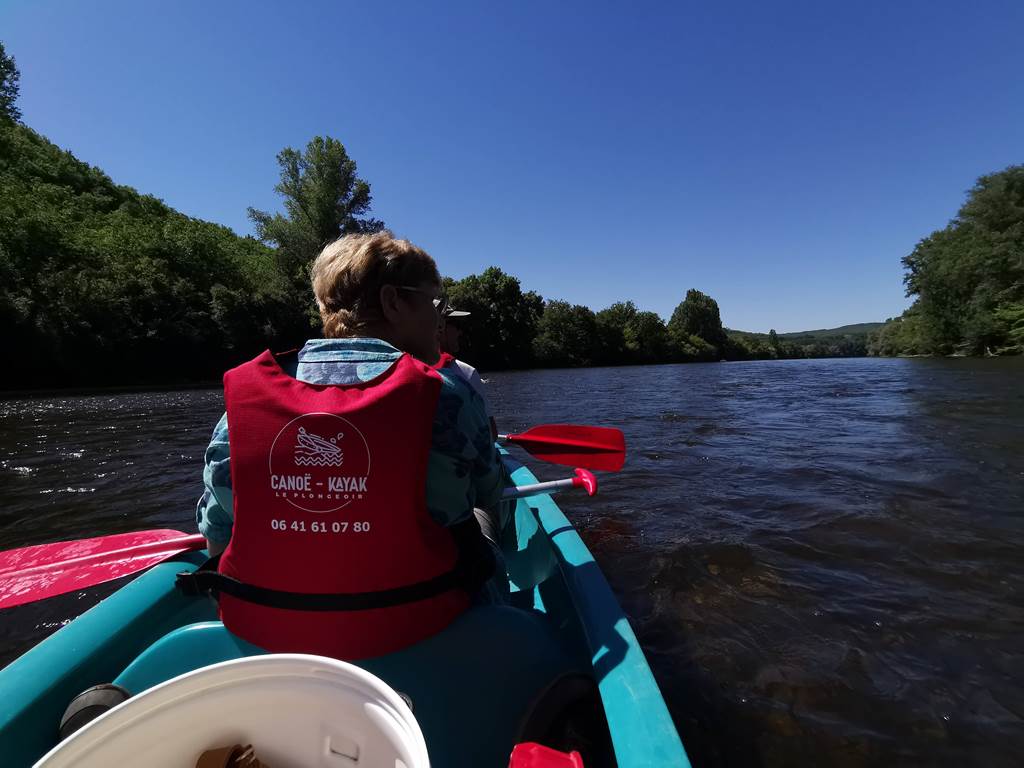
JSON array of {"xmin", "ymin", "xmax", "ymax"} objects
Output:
[
  {"xmin": 432, "ymin": 304, "xmax": 508, "ymax": 549},
  {"xmin": 434, "ymin": 304, "xmax": 498, "ymax": 441}
]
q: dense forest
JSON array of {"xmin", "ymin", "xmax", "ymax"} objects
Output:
[
  {"xmin": 868, "ymin": 166, "xmax": 1024, "ymax": 356},
  {"xmin": 0, "ymin": 43, "xmax": 871, "ymax": 389}
]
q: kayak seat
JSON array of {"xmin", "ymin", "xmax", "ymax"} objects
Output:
[
  {"xmin": 115, "ymin": 620, "xmax": 262, "ymax": 692},
  {"xmin": 115, "ymin": 605, "xmax": 588, "ymax": 768}
]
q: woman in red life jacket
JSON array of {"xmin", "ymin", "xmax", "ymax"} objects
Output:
[{"xmin": 186, "ymin": 232, "xmax": 505, "ymax": 659}]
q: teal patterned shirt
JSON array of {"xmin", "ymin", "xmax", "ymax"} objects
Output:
[{"xmin": 196, "ymin": 338, "xmax": 505, "ymax": 545}]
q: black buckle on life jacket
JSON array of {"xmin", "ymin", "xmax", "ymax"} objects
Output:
[{"xmin": 175, "ymin": 554, "xmax": 221, "ymax": 597}]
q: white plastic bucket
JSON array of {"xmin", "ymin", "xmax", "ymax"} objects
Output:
[{"xmin": 34, "ymin": 654, "xmax": 430, "ymax": 768}]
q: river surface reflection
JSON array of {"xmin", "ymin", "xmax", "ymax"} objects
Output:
[{"xmin": 2, "ymin": 357, "xmax": 1022, "ymax": 766}]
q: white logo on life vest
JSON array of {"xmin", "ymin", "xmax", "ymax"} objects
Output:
[
  {"xmin": 294, "ymin": 427, "xmax": 344, "ymax": 467},
  {"xmin": 268, "ymin": 413, "xmax": 371, "ymax": 514}
]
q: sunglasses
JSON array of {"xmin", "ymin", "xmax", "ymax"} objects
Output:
[{"xmin": 397, "ymin": 286, "xmax": 449, "ymax": 316}]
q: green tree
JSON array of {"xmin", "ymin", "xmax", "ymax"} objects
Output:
[
  {"xmin": 248, "ymin": 136, "xmax": 383, "ymax": 300},
  {"xmin": 0, "ymin": 42, "xmax": 20, "ymax": 122},
  {"xmin": 594, "ymin": 302, "xmax": 671, "ymax": 364},
  {"xmin": 878, "ymin": 164, "xmax": 1024, "ymax": 356},
  {"xmin": 668, "ymin": 289, "xmax": 727, "ymax": 351},
  {"xmin": 868, "ymin": 312, "xmax": 925, "ymax": 356},
  {"xmin": 994, "ymin": 302, "xmax": 1024, "ymax": 351},
  {"xmin": 533, "ymin": 300, "xmax": 600, "ymax": 367},
  {"xmin": 626, "ymin": 310, "xmax": 669, "ymax": 362},
  {"xmin": 676, "ymin": 333, "xmax": 718, "ymax": 361},
  {"xmin": 594, "ymin": 301, "xmax": 636, "ymax": 363},
  {"xmin": 444, "ymin": 267, "xmax": 544, "ymax": 370},
  {"xmin": 0, "ymin": 114, "xmax": 297, "ymax": 387}
]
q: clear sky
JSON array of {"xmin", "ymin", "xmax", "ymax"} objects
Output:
[{"xmin": 3, "ymin": 1, "xmax": 1022, "ymax": 332}]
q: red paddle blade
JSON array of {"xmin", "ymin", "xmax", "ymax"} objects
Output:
[
  {"xmin": 0, "ymin": 529, "xmax": 206, "ymax": 609},
  {"xmin": 505, "ymin": 424, "xmax": 626, "ymax": 472}
]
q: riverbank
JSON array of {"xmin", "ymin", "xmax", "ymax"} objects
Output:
[
  {"xmin": 0, "ymin": 381, "xmax": 222, "ymax": 401},
  {"xmin": 7, "ymin": 348, "xmax": 1021, "ymax": 397}
]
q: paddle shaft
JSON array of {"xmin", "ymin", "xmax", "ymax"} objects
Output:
[
  {"xmin": 499, "ymin": 434, "xmax": 614, "ymax": 451},
  {"xmin": 505, "ymin": 477, "xmax": 576, "ymax": 498}
]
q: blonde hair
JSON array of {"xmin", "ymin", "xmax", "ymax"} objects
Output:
[{"xmin": 310, "ymin": 231, "xmax": 440, "ymax": 338}]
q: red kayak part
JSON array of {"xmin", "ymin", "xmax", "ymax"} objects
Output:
[
  {"xmin": 0, "ymin": 530, "xmax": 206, "ymax": 609},
  {"xmin": 572, "ymin": 468, "xmax": 598, "ymax": 496},
  {"xmin": 509, "ymin": 742, "xmax": 584, "ymax": 768},
  {"xmin": 501, "ymin": 424, "xmax": 626, "ymax": 472}
]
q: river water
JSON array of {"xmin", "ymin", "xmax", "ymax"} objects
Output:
[{"xmin": 1, "ymin": 357, "xmax": 1022, "ymax": 767}]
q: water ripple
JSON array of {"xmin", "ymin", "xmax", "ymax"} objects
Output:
[{"xmin": 2, "ymin": 361, "xmax": 1023, "ymax": 767}]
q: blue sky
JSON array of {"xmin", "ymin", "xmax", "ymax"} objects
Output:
[{"xmin": 4, "ymin": 0, "xmax": 1022, "ymax": 332}]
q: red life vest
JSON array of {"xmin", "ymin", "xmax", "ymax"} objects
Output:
[
  {"xmin": 431, "ymin": 352, "xmax": 455, "ymax": 370},
  {"xmin": 217, "ymin": 349, "xmax": 469, "ymax": 659}
]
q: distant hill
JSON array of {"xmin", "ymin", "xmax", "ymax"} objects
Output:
[
  {"xmin": 780, "ymin": 322, "xmax": 885, "ymax": 339},
  {"xmin": 728, "ymin": 323, "xmax": 885, "ymax": 340},
  {"xmin": 723, "ymin": 322, "xmax": 883, "ymax": 358}
]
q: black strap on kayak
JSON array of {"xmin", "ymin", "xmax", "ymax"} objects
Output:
[{"xmin": 175, "ymin": 555, "xmax": 463, "ymax": 611}]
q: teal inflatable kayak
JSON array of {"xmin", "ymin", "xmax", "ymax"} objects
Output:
[{"xmin": 0, "ymin": 454, "xmax": 690, "ymax": 767}]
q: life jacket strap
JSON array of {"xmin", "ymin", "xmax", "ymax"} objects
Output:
[{"xmin": 176, "ymin": 555, "xmax": 462, "ymax": 611}]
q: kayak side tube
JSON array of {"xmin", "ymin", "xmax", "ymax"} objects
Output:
[
  {"xmin": 0, "ymin": 552, "xmax": 214, "ymax": 768},
  {"xmin": 501, "ymin": 453, "xmax": 692, "ymax": 768}
]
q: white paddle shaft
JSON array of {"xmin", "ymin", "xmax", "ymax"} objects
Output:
[{"xmin": 502, "ymin": 477, "xmax": 579, "ymax": 499}]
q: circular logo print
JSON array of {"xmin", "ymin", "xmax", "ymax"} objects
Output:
[{"xmin": 268, "ymin": 412, "xmax": 371, "ymax": 513}]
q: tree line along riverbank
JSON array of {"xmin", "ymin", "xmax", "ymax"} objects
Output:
[{"xmin": 1, "ymin": 42, "xmax": 1017, "ymax": 390}]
